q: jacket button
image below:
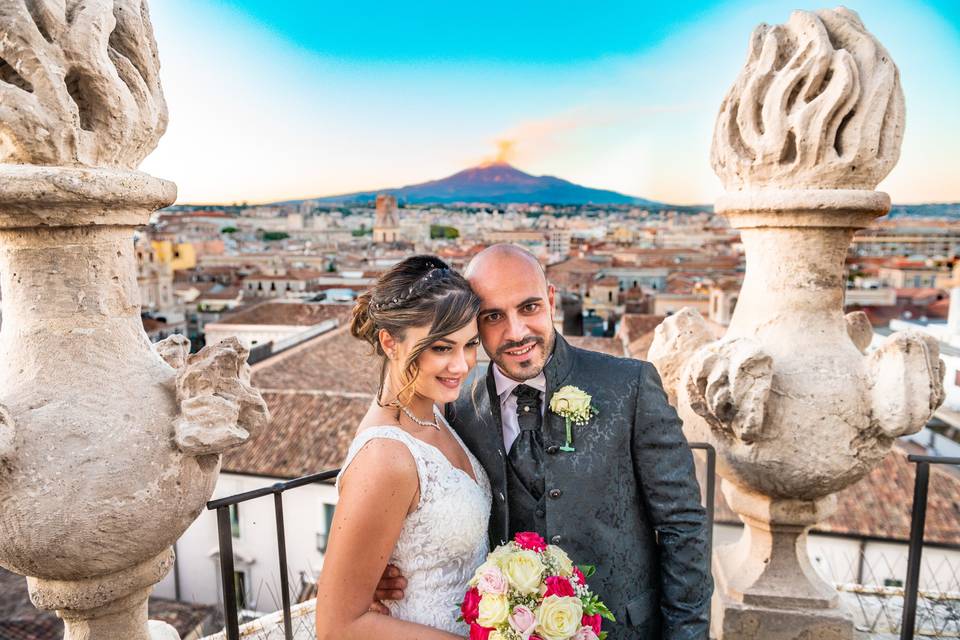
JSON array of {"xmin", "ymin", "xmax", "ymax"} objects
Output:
[
  {"xmin": 551, "ymin": 535, "xmax": 562, "ymax": 544},
  {"xmin": 546, "ymin": 445, "xmax": 559, "ymax": 455},
  {"xmin": 549, "ymin": 489, "xmax": 562, "ymax": 499},
  {"xmin": 535, "ymin": 508, "xmax": 545, "ymax": 518},
  {"xmin": 499, "ymin": 492, "xmax": 505, "ymax": 502}
]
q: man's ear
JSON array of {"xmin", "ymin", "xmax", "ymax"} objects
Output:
[
  {"xmin": 378, "ymin": 329, "xmax": 397, "ymax": 358},
  {"xmin": 547, "ymin": 283, "xmax": 556, "ymax": 314}
]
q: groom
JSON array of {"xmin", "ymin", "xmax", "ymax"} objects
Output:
[{"xmin": 379, "ymin": 244, "xmax": 712, "ymax": 639}]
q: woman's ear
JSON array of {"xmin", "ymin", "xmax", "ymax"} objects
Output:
[{"xmin": 378, "ymin": 329, "xmax": 397, "ymax": 360}]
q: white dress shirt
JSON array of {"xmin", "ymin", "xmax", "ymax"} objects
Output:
[{"xmin": 492, "ymin": 364, "xmax": 547, "ymax": 453}]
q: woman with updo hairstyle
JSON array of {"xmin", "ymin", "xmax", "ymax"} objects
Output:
[{"xmin": 316, "ymin": 255, "xmax": 492, "ymax": 640}]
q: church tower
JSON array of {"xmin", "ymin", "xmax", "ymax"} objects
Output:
[{"xmin": 373, "ymin": 194, "xmax": 400, "ymax": 243}]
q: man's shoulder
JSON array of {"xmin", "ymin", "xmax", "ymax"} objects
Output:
[{"xmin": 566, "ymin": 342, "xmax": 649, "ymax": 378}]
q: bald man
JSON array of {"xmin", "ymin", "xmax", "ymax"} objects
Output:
[{"xmin": 380, "ymin": 244, "xmax": 712, "ymax": 639}]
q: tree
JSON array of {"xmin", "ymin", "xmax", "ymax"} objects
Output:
[{"xmin": 430, "ymin": 225, "xmax": 460, "ymax": 240}]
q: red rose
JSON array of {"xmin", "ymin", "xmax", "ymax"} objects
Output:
[
  {"xmin": 572, "ymin": 566, "xmax": 586, "ymax": 585},
  {"xmin": 461, "ymin": 587, "xmax": 481, "ymax": 624},
  {"xmin": 469, "ymin": 623, "xmax": 493, "ymax": 640},
  {"xmin": 582, "ymin": 613, "xmax": 602, "ymax": 634},
  {"xmin": 529, "ymin": 636, "xmax": 544, "ymax": 640},
  {"xmin": 544, "ymin": 575, "xmax": 576, "ymax": 598},
  {"xmin": 514, "ymin": 531, "xmax": 547, "ymax": 552}
]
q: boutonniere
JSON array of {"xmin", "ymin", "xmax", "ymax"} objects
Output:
[{"xmin": 548, "ymin": 385, "xmax": 598, "ymax": 452}]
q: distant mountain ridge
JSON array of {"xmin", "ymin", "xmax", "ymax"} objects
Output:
[{"xmin": 293, "ymin": 162, "xmax": 658, "ymax": 206}]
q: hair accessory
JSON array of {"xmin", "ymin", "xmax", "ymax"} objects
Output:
[{"xmin": 371, "ymin": 266, "xmax": 451, "ymax": 312}]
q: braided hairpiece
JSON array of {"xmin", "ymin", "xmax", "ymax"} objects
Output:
[{"xmin": 372, "ymin": 265, "xmax": 451, "ymax": 311}]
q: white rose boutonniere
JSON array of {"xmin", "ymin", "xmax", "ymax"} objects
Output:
[{"xmin": 548, "ymin": 385, "xmax": 597, "ymax": 452}]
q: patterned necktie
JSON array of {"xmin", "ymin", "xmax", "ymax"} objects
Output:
[{"xmin": 508, "ymin": 384, "xmax": 545, "ymax": 500}]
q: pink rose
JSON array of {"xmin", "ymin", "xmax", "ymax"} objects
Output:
[
  {"xmin": 469, "ymin": 623, "xmax": 493, "ymax": 640},
  {"xmin": 529, "ymin": 636, "xmax": 544, "ymax": 640},
  {"xmin": 581, "ymin": 613, "xmax": 602, "ymax": 634},
  {"xmin": 573, "ymin": 628, "xmax": 599, "ymax": 640},
  {"xmin": 461, "ymin": 587, "xmax": 481, "ymax": 625},
  {"xmin": 513, "ymin": 531, "xmax": 547, "ymax": 552},
  {"xmin": 572, "ymin": 566, "xmax": 586, "ymax": 585},
  {"xmin": 476, "ymin": 566, "xmax": 509, "ymax": 595},
  {"xmin": 508, "ymin": 604, "xmax": 537, "ymax": 637},
  {"xmin": 544, "ymin": 575, "xmax": 575, "ymax": 598}
]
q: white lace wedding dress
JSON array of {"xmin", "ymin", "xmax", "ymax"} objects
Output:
[{"xmin": 337, "ymin": 411, "xmax": 491, "ymax": 635}]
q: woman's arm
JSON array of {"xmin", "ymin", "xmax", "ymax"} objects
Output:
[{"xmin": 315, "ymin": 437, "xmax": 464, "ymax": 640}]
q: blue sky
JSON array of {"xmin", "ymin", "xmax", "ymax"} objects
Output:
[{"xmin": 140, "ymin": 1, "xmax": 960, "ymax": 204}]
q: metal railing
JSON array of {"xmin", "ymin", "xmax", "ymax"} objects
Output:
[
  {"xmin": 208, "ymin": 469, "xmax": 340, "ymax": 640},
  {"xmin": 900, "ymin": 454, "xmax": 960, "ymax": 640},
  {"xmin": 206, "ymin": 443, "xmax": 717, "ymax": 640}
]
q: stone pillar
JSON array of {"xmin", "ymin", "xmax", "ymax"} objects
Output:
[
  {"xmin": 0, "ymin": 3, "xmax": 269, "ymax": 639},
  {"xmin": 649, "ymin": 8, "xmax": 946, "ymax": 639}
]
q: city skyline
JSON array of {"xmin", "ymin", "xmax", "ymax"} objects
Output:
[{"xmin": 141, "ymin": 0, "xmax": 960, "ymax": 205}]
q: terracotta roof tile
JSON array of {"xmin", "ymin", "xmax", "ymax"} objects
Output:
[
  {"xmin": 251, "ymin": 326, "xmax": 379, "ymax": 394},
  {"xmin": 218, "ymin": 301, "xmax": 351, "ymax": 328},
  {"xmin": 221, "ymin": 392, "xmax": 368, "ymax": 478},
  {"xmin": 618, "ymin": 314, "xmax": 666, "ymax": 344}
]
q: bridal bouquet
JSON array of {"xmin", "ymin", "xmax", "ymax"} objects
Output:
[{"xmin": 458, "ymin": 532, "xmax": 615, "ymax": 640}]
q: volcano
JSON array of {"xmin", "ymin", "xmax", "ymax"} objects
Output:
[{"xmin": 308, "ymin": 162, "xmax": 656, "ymax": 206}]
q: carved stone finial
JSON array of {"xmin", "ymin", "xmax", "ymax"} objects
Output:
[
  {"xmin": 173, "ymin": 337, "xmax": 270, "ymax": 455},
  {"xmin": 868, "ymin": 330, "xmax": 945, "ymax": 438},
  {"xmin": 154, "ymin": 334, "xmax": 191, "ymax": 370},
  {"xmin": 0, "ymin": 0, "xmax": 167, "ymax": 169},
  {"xmin": 711, "ymin": 7, "xmax": 904, "ymax": 191}
]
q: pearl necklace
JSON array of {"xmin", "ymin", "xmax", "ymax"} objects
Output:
[{"xmin": 401, "ymin": 405, "xmax": 440, "ymax": 430}]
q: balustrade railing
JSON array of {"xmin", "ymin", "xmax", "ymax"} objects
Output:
[{"xmin": 900, "ymin": 454, "xmax": 960, "ymax": 640}]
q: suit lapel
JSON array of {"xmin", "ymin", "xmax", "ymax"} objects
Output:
[{"xmin": 544, "ymin": 334, "xmax": 577, "ymax": 445}]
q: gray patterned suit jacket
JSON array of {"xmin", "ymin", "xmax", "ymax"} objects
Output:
[{"xmin": 447, "ymin": 334, "xmax": 712, "ymax": 639}]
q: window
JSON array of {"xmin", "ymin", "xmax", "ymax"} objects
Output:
[
  {"xmin": 229, "ymin": 504, "xmax": 240, "ymax": 538},
  {"xmin": 317, "ymin": 503, "xmax": 336, "ymax": 552}
]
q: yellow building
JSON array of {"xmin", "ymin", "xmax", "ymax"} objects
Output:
[{"xmin": 151, "ymin": 240, "xmax": 197, "ymax": 271}]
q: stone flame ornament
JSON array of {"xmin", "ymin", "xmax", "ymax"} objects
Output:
[
  {"xmin": 711, "ymin": 7, "xmax": 904, "ymax": 191},
  {"xmin": 0, "ymin": 0, "xmax": 167, "ymax": 168},
  {"xmin": 0, "ymin": 2, "xmax": 269, "ymax": 639},
  {"xmin": 650, "ymin": 8, "xmax": 944, "ymax": 639}
]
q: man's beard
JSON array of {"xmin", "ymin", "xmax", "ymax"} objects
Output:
[{"xmin": 494, "ymin": 332, "xmax": 553, "ymax": 380}]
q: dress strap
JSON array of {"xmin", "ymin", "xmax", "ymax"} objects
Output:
[{"xmin": 336, "ymin": 426, "xmax": 428, "ymax": 510}]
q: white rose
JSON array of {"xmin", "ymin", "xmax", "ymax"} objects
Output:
[
  {"xmin": 477, "ymin": 593, "xmax": 510, "ymax": 627},
  {"xmin": 535, "ymin": 595, "xmax": 583, "ymax": 640},
  {"xmin": 502, "ymin": 549, "xmax": 545, "ymax": 595},
  {"xmin": 549, "ymin": 386, "xmax": 593, "ymax": 419}
]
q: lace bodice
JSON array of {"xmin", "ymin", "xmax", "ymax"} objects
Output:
[{"xmin": 337, "ymin": 414, "xmax": 491, "ymax": 635}]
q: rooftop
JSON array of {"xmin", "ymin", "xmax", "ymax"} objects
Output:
[
  {"xmin": 216, "ymin": 301, "xmax": 351, "ymax": 327},
  {"xmin": 251, "ymin": 325, "xmax": 378, "ymax": 394}
]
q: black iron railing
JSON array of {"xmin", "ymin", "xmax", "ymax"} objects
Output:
[
  {"xmin": 899, "ymin": 454, "xmax": 960, "ymax": 640},
  {"xmin": 208, "ymin": 469, "xmax": 340, "ymax": 640},
  {"xmin": 207, "ymin": 444, "xmax": 717, "ymax": 640}
]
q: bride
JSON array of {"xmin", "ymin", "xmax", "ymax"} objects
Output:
[{"xmin": 315, "ymin": 255, "xmax": 491, "ymax": 639}]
